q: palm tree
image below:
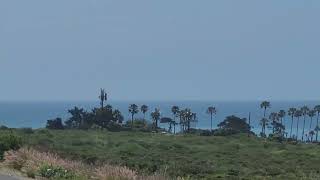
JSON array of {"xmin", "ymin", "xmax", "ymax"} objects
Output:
[
  {"xmin": 301, "ymin": 106, "xmax": 309, "ymax": 141},
  {"xmin": 278, "ymin": 110, "xmax": 286, "ymax": 125},
  {"xmin": 314, "ymin": 105, "xmax": 320, "ymax": 142},
  {"xmin": 315, "ymin": 126, "xmax": 320, "ymax": 142},
  {"xmin": 171, "ymin": 105, "xmax": 180, "ymax": 122},
  {"xmin": 309, "ymin": 130, "xmax": 315, "ymax": 142},
  {"xmin": 269, "ymin": 112, "xmax": 279, "ymax": 134},
  {"xmin": 288, "ymin": 108, "xmax": 297, "ymax": 138},
  {"xmin": 260, "ymin": 101, "xmax": 271, "ymax": 118},
  {"xmin": 141, "ymin": 105, "xmax": 149, "ymax": 122},
  {"xmin": 129, "ymin": 104, "xmax": 139, "ymax": 128},
  {"xmin": 206, "ymin": 106, "xmax": 217, "ymax": 132},
  {"xmin": 294, "ymin": 110, "xmax": 302, "ymax": 140},
  {"xmin": 308, "ymin": 109, "xmax": 316, "ymax": 131},
  {"xmin": 113, "ymin": 109, "xmax": 124, "ymax": 124},
  {"xmin": 151, "ymin": 108, "xmax": 161, "ymax": 130},
  {"xmin": 260, "ymin": 118, "xmax": 268, "ymax": 137}
]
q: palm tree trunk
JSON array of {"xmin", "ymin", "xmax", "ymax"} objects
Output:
[
  {"xmin": 210, "ymin": 113, "xmax": 213, "ymax": 132},
  {"xmin": 131, "ymin": 114, "xmax": 134, "ymax": 128},
  {"xmin": 309, "ymin": 117, "xmax": 313, "ymax": 131},
  {"xmin": 302, "ymin": 116, "xmax": 306, "ymax": 141},
  {"xmin": 290, "ymin": 116, "xmax": 294, "ymax": 138},
  {"xmin": 316, "ymin": 113, "xmax": 319, "ymax": 142},
  {"xmin": 296, "ymin": 117, "xmax": 299, "ymax": 140}
]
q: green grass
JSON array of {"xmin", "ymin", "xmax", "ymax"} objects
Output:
[{"xmin": 6, "ymin": 129, "xmax": 320, "ymax": 179}]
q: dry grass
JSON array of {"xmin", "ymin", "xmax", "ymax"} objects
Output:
[{"xmin": 3, "ymin": 148, "xmax": 169, "ymax": 180}]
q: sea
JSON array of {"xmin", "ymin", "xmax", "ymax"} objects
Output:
[{"xmin": 0, "ymin": 101, "xmax": 319, "ymax": 138}]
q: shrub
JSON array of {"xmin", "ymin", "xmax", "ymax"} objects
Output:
[
  {"xmin": 46, "ymin": 118, "xmax": 64, "ymax": 129},
  {"xmin": 39, "ymin": 164, "xmax": 76, "ymax": 179},
  {"xmin": 0, "ymin": 133, "xmax": 22, "ymax": 160}
]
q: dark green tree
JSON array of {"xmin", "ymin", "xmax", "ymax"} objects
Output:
[
  {"xmin": 46, "ymin": 118, "xmax": 64, "ymax": 129},
  {"xmin": 301, "ymin": 106, "xmax": 309, "ymax": 141},
  {"xmin": 151, "ymin": 108, "xmax": 161, "ymax": 130},
  {"xmin": 260, "ymin": 101, "xmax": 271, "ymax": 118},
  {"xmin": 206, "ymin": 106, "xmax": 217, "ymax": 132},
  {"xmin": 314, "ymin": 105, "xmax": 320, "ymax": 142},
  {"xmin": 141, "ymin": 105, "xmax": 149, "ymax": 122},
  {"xmin": 218, "ymin": 115, "xmax": 250, "ymax": 133},
  {"xmin": 288, "ymin": 108, "xmax": 297, "ymax": 138},
  {"xmin": 294, "ymin": 110, "xmax": 302, "ymax": 140},
  {"xmin": 129, "ymin": 104, "xmax": 139, "ymax": 128}
]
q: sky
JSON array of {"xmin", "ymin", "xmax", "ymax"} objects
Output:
[{"xmin": 0, "ymin": 0, "xmax": 320, "ymax": 102}]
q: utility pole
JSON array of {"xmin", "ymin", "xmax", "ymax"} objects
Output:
[{"xmin": 99, "ymin": 88, "xmax": 107, "ymax": 109}]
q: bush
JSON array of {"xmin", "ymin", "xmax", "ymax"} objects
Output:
[
  {"xmin": 18, "ymin": 128, "xmax": 34, "ymax": 134},
  {"xmin": 0, "ymin": 133, "xmax": 22, "ymax": 160},
  {"xmin": 39, "ymin": 164, "xmax": 76, "ymax": 179}
]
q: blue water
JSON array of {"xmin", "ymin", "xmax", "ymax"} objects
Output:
[{"xmin": 0, "ymin": 101, "xmax": 319, "ymax": 138}]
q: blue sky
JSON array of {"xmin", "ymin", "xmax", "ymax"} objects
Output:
[{"xmin": 0, "ymin": 1, "xmax": 320, "ymax": 101}]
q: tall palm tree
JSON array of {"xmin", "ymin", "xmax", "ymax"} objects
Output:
[
  {"xmin": 260, "ymin": 101, "xmax": 271, "ymax": 118},
  {"xmin": 294, "ymin": 110, "xmax": 302, "ymax": 140},
  {"xmin": 308, "ymin": 109, "xmax": 316, "ymax": 131},
  {"xmin": 269, "ymin": 112, "xmax": 279, "ymax": 134},
  {"xmin": 128, "ymin": 104, "xmax": 139, "ymax": 128},
  {"xmin": 288, "ymin": 108, "xmax": 297, "ymax": 138},
  {"xmin": 151, "ymin": 108, "xmax": 161, "ymax": 130},
  {"xmin": 260, "ymin": 118, "xmax": 268, "ymax": 137},
  {"xmin": 171, "ymin": 106, "xmax": 180, "ymax": 123},
  {"xmin": 309, "ymin": 130, "xmax": 315, "ymax": 142},
  {"xmin": 206, "ymin": 106, "xmax": 217, "ymax": 132},
  {"xmin": 314, "ymin": 105, "xmax": 320, "ymax": 142},
  {"xmin": 113, "ymin": 109, "xmax": 124, "ymax": 124},
  {"xmin": 141, "ymin": 105, "xmax": 149, "ymax": 122},
  {"xmin": 278, "ymin": 110, "xmax": 286, "ymax": 125},
  {"xmin": 301, "ymin": 106, "xmax": 309, "ymax": 141}
]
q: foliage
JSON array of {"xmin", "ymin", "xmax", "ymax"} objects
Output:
[
  {"xmin": 16, "ymin": 129, "xmax": 320, "ymax": 179},
  {"xmin": 39, "ymin": 164, "xmax": 76, "ymax": 179},
  {"xmin": 217, "ymin": 115, "xmax": 250, "ymax": 134},
  {"xmin": 46, "ymin": 118, "xmax": 64, "ymax": 129},
  {"xmin": 0, "ymin": 132, "xmax": 22, "ymax": 160}
]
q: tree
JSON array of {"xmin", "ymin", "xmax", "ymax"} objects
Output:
[
  {"xmin": 206, "ymin": 106, "xmax": 217, "ymax": 132},
  {"xmin": 278, "ymin": 110, "xmax": 286, "ymax": 125},
  {"xmin": 288, "ymin": 108, "xmax": 297, "ymax": 138},
  {"xmin": 260, "ymin": 118, "xmax": 268, "ymax": 137},
  {"xmin": 46, "ymin": 118, "xmax": 64, "ymax": 129},
  {"xmin": 141, "ymin": 105, "xmax": 149, "ymax": 122},
  {"xmin": 171, "ymin": 105, "xmax": 179, "ymax": 122},
  {"xmin": 294, "ymin": 110, "xmax": 302, "ymax": 140},
  {"xmin": 113, "ymin": 109, "xmax": 124, "ymax": 124},
  {"xmin": 315, "ymin": 125, "xmax": 320, "ymax": 142},
  {"xmin": 64, "ymin": 107, "xmax": 87, "ymax": 129},
  {"xmin": 260, "ymin": 101, "xmax": 271, "ymax": 118},
  {"xmin": 99, "ymin": 88, "xmax": 108, "ymax": 109},
  {"xmin": 269, "ymin": 112, "xmax": 280, "ymax": 134},
  {"xmin": 160, "ymin": 117, "xmax": 173, "ymax": 132},
  {"xmin": 128, "ymin": 104, "xmax": 139, "ymax": 128},
  {"xmin": 218, "ymin": 115, "xmax": 250, "ymax": 133},
  {"xmin": 309, "ymin": 130, "xmax": 315, "ymax": 142},
  {"xmin": 301, "ymin": 106, "xmax": 309, "ymax": 141},
  {"xmin": 151, "ymin": 108, "xmax": 161, "ymax": 130},
  {"xmin": 314, "ymin": 105, "xmax": 320, "ymax": 142},
  {"xmin": 308, "ymin": 110, "xmax": 316, "ymax": 131}
]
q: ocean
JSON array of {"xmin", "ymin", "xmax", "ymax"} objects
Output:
[{"xmin": 0, "ymin": 101, "xmax": 319, "ymax": 138}]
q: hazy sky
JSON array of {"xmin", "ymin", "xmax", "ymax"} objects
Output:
[{"xmin": 1, "ymin": 1, "xmax": 320, "ymax": 101}]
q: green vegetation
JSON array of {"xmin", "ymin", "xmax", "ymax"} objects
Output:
[
  {"xmin": 0, "ymin": 133, "xmax": 21, "ymax": 160},
  {"xmin": 2, "ymin": 129, "xmax": 318, "ymax": 179}
]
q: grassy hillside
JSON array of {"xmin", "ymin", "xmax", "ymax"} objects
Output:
[{"xmin": 9, "ymin": 129, "xmax": 320, "ymax": 179}]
